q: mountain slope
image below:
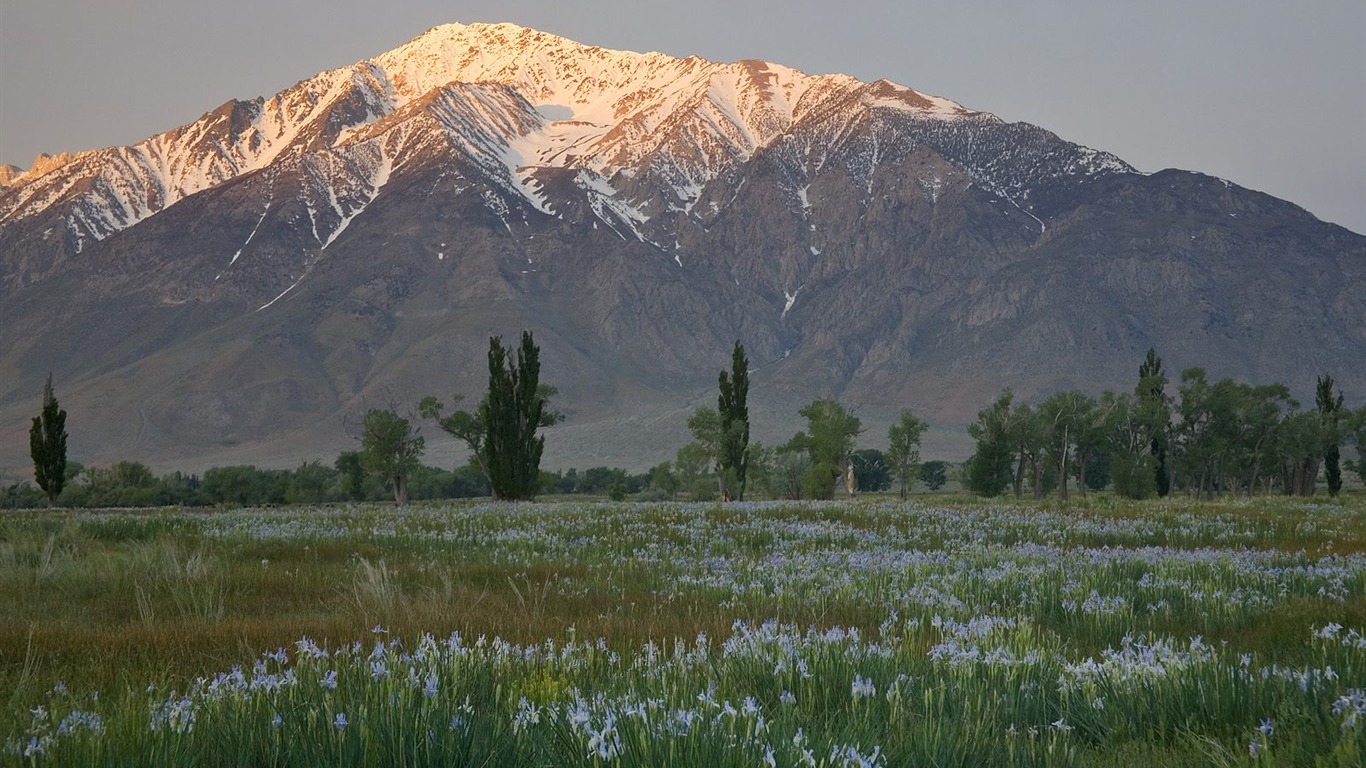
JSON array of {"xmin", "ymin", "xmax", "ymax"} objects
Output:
[{"xmin": 1, "ymin": 22, "xmax": 1361, "ymax": 475}]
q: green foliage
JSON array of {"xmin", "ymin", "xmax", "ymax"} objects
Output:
[
  {"xmin": 767, "ymin": 449, "xmax": 809, "ymax": 500},
  {"xmin": 577, "ymin": 466, "xmax": 618, "ymax": 495},
  {"xmin": 285, "ymin": 460, "xmax": 335, "ymax": 504},
  {"xmin": 784, "ymin": 399, "xmax": 862, "ymax": 500},
  {"xmin": 965, "ymin": 390, "xmax": 1017, "ymax": 497},
  {"xmin": 886, "ymin": 409, "xmax": 927, "ymax": 499},
  {"xmin": 741, "ymin": 442, "xmax": 775, "ymax": 499},
  {"xmin": 482, "ymin": 332, "xmax": 555, "ymax": 501},
  {"xmin": 449, "ymin": 464, "xmax": 492, "ymax": 498},
  {"xmin": 1171, "ymin": 369, "xmax": 1323, "ymax": 497},
  {"xmin": 1110, "ymin": 454, "xmax": 1157, "ymax": 500},
  {"xmin": 55, "ymin": 461, "xmax": 177, "ymax": 507},
  {"xmin": 1081, "ymin": 450, "xmax": 1110, "ymax": 491},
  {"xmin": 1038, "ymin": 390, "xmax": 1097, "ymax": 502},
  {"xmin": 918, "ymin": 460, "xmax": 948, "ymax": 491},
  {"xmin": 607, "ymin": 471, "xmax": 629, "ymax": 501},
  {"xmin": 334, "ymin": 451, "xmax": 368, "ymax": 501},
  {"xmin": 648, "ymin": 462, "xmax": 680, "ymax": 500},
  {"xmin": 674, "ymin": 442, "xmax": 712, "ymax": 495},
  {"xmin": 716, "ymin": 342, "xmax": 751, "ymax": 501},
  {"xmin": 686, "ymin": 407, "xmax": 721, "ymax": 464},
  {"xmin": 1318, "ymin": 374, "xmax": 1347, "ymax": 498},
  {"xmin": 965, "ymin": 353, "xmax": 1361, "ymax": 501},
  {"xmin": 851, "ymin": 448, "xmax": 891, "ymax": 492},
  {"xmin": 421, "ymin": 333, "xmax": 559, "ymax": 501},
  {"xmin": 1, "ymin": 479, "xmax": 48, "ymax": 509},
  {"xmin": 687, "ymin": 476, "xmax": 717, "ymax": 502},
  {"xmin": 29, "ymin": 374, "xmax": 68, "ymax": 504},
  {"xmin": 360, "ymin": 409, "xmax": 424, "ymax": 506},
  {"xmin": 1102, "ymin": 391, "xmax": 1151, "ymax": 499},
  {"xmin": 1137, "ymin": 348, "xmax": 1171, "ymax": 497},
  {"xmin": 419, "ymin": 395, "xmax": 488, "ymax": 481},
  {"xmin": 202, "ymin": 465, "xmax": 289, "ymax": 506},
  {"xmin": 1349, "ymin": 406, "xmax": 1366, "ymax": 485}
]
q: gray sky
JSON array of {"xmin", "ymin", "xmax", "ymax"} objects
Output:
[{"xmin": 3, "ymin": 1, "xmax": 1363, "ymax": 234}]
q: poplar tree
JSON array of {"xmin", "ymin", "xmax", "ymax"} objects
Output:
[
  {"xmin": 1137, "ymin": 348, "xmax": 1171, "ymax": 497},
  {"xmin": 482, "ymin": 331, "xmax": 557, "ymax": 500},
  {"xmin": 421, "ymin": 332, "xmax": 559, "ymax": 498},
  {"xmin": 29, "ymin": 373, "xmax": 68, "ymax": 504},
  {"xmin": 1316, "ymin": 374, "xmax": 1345, "ymax": 498},
  {"xmin": 717, "ymin": 341, "xmax": 750, "ymax": 501}
]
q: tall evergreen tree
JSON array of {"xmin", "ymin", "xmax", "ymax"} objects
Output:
[
  {"xmin": 29, "ymin": 373, "xmax": 68, "ymax": 504},
  {"xmin": 1316, "ymin": 374, "xmax": 1346, "ymax": 498},
  {"xmin": 717, "ymin": 341, "xmax": 751, "ymax": 501},
  {"xmin": 1137, "ymin": 348, "xmax": 1171, "ymax": 497},
  {"xmin": 482, "ymin": 331, "xmax": 556, "ymax": 500}
]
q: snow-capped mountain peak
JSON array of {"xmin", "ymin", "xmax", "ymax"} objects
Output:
[{"xmin": 0, "ymin": 21, "xmax": 1127, "ymax": 275}]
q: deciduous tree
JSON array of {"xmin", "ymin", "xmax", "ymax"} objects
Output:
[
  {"xmin": 851, "ymin": 448, "xmax": 891, "ymax": 493},
  {"xmin": 965, "ymin": 389, "xmax": 1018, "ymax": 498},
  {"xmin": 360, "ymin": 409, "xmax": 424, "ymax": 505},
  {"xmin": 785, "ymin": 399, "xmax": 862, "ymax": 500},
  {"xmin": 919, "ymin": 460, "xmax": 948, "ymax": 491},
  {"xmin": 886, "ymin": 410, "xmax": 927, "ymax": 500}
]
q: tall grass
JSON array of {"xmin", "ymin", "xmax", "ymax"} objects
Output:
[{"xmin": 2, "ymin": 496, "xmax": 1364, "ymax": 764}]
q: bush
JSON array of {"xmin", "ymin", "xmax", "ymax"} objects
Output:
[
  {"xmin": 687, "ymin": 477, "xmax": 717, "ymax": 502},
  {"xmin": 919, "ymin": 461, "xmax": 948, "ymax": 491},
  {"xmin": 1110, "ymin": 455, "xmax": 1157, "ymax": 500}
]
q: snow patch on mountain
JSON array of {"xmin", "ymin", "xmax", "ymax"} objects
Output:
[
  {"xmin": 574, "ymin": 169, "xmax": 648, "ymax": 239},
  {"xmin": 230, "ymin": 202, "xmax": 271, "ymax": 266}
]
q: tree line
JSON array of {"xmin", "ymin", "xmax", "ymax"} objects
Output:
[
  {"xmin": 668, "ymin": 343, "xmax": 941, "ymax": 501},
  {"xmin": 26, "ymin": 340, "xmax": 1357, "ymax": 509},
  {"xmin": 17, "ymin": 337, "xmax": 950, "ymax": 508},
  {"xmin": 963, "ymin": 349, "xmax": 1366, "ymax": 500}
]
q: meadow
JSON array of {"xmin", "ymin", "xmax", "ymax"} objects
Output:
[{"xmin": 2, "ymin": 495, "xmax": 1364, "ymax": 766}]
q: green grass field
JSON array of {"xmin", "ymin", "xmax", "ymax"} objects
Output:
[{"xmin": 3, "ymin": 495, "xmax": 1364, "ymax": 765}]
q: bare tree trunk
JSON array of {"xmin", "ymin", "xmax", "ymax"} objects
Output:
[
  {"xmin": 1013, "ymin": 453, "xmax": 1026, "ymax": 500},
  {"xmin": 843, "ymin": 462, "xmax": 857, "ymax": 499},
  {"xmin": 1076, "ymin": 448, "xmax": 1089, "ymax": 499},
  {"xmin": 1057, "ymin": 455, "xmax": 1070, "ymax": 503}
]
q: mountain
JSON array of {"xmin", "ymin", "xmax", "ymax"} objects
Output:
[{"xmin": 1, "ymin": 22, "xmax": 1363, "ymax": 475}]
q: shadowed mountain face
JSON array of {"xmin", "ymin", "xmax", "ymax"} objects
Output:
[{"xmin": 1, "ymin": 22, "xmax": 1362, "ymax": 474}]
